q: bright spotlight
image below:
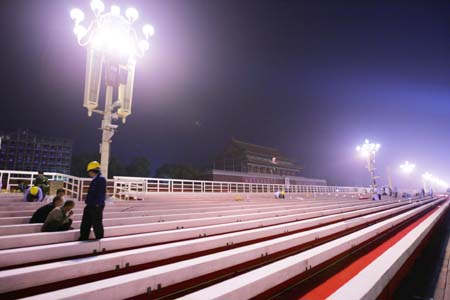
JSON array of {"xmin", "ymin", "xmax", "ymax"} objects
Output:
[
  {"xmin": 400, "ymin": 161, "xmax": 416, "ymax": 174},
  {"xmin": 70, "ymin": 8, "xmax": 85, "ymax": 24},
  {"xmin": 110, "ymin": 5, "xmax": 121, "ymax": 16},
  {"xmin": 356, "ymin": 139, "xmax": 380, "ymax": 157},
  {"xmin": 142, "ymin": 24, "xmax": 155, "ymax": 38},
  {"xmin": 422, "ymin": 172, "xmax": 448, "ymax": 188},
  {"xmin": 422, "ymin": 172, "xmax": 432, "ymax": 180},
  {"xmin": 90, "ymin": 0, "xmax": 105, "ymax": 15},
  {"xmin": 125, "ymin": 7, "xmax": 139, "ymax": 23}
]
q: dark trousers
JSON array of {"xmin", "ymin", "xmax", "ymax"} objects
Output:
[
  {"xmin": 59, "ymin": 219, "xmax": 73, "ymax": 231},
  {"xmin": 79, "ymin": 205, "xmax": 104, "ymax": 240}
]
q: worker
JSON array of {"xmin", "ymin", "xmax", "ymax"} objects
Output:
[
  {"xmin": 30, "ymin": 196, "xmax": 64, "ymax": 223},
  {"xmin": 393, "ymin": 186, "xmax": 398, "ymax": 198},
  {"xmin": 24, "ymin": 186, "xmax": 44, "ymax": 202},
  {"xmin": 56, "ymin": 188, "xmax": 65, "ymax": 198},
  {"xmin": 34, "ymin": 171, "xmax": 50, "ymax": 196},
  {"xmin": 79, "ymin": 161, "xmax": 106, "ymax": 241},
  {"xmin": 41, "ymin": 200, "xmax": 75, "ymax": 232},
  {"xmin": 281, "ymin": 190, "xmax": 286, "ymax": 199},
  {"xmin": 274, "ymin": 190, "xmax": 280, "ymax": 199}
]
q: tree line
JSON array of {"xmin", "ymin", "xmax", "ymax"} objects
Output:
[{"xmin": 71, "ymin": 153, "xmax": 201, "ymax": 179}]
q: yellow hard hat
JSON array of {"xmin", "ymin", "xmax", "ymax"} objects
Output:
[
  {"xmin": 30, "ymin": 186, "xmax": 39, "ymax": 196},
  {"xmin": 87, "ymin": 161, "xmax": 101, "ymax": 172}
]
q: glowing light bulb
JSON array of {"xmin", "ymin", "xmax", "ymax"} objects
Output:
[
  {"xmin": 142, "ymin": 24, "xmax": 155, "ymax": 38},
  {"xmin": 111, "ymin": 5, "xmax": 121, "ymax": 16},
  {"xmin": 90, "ymin": 0, "xmax": 105, "ymax": 15},
  {"xmin": 70, "ymin": 8, "xmax": 85, "ymax": 24},
  {"xmin": 126, "ymin": 7, "xmax": 139, "ymax": 23}
]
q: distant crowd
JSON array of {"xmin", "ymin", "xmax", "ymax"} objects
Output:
[
  {"xmin": 371, "ymin": 185, "xmax": 433, "ymax": 201},
  {"xmin": 271, "ymin": 185, "xmax": 434, "ymax": 202}
]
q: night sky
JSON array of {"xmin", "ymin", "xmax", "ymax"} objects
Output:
[{"xmin": 0, "ymin": 0, "xmax": 449, "ymax": 187}]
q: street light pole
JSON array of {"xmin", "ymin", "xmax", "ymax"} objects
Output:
[
  {"xmin": 367, "ymin": 151, "xmax": 377, "ymax": 188},
  {"xmin": 70, "ymin": 1, "xmax": 154, "ymax": 178},
  {"xmin": 386, "ymin": 166, "xmax": 393, "ymax": 189},
  {"xmin": 99, "ymin": 85, "xmax": 114, "ymax": 176},
  {"xmin": 356, "ymin": 139, "xmax": 381, "ymax": 190}
]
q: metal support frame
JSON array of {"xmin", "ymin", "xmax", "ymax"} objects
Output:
[
  {"xmin": 366, "ymin": 153, "xmax": 379, "ymax": 190},
  {"xmin": 99, "ymin": 85, "xmax": 115, "ymax": 178}
]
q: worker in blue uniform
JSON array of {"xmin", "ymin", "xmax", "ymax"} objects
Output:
[
  {"xmin": 24, "ymin": 186, "xmax": 44, "ymax": 202},
  {"xmin": 79, "ymin": 161, "xmax": 106, "ymax": 241}
]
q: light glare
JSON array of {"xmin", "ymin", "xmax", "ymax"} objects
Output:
[
  {"xmin": 111, "ymin": 5, "xmax": 121, "ymax": 16},
  {"xmin": 126, "ymin": 8, "xmax": 139, "ymax": 22},
  {"xmin": 70, "ymin": 8, "xmax": 85, "ymax": 24},
  {"xmin": 138, "ymin": 40, "xmax": 150, "ymax": 52},
  {"xmin": 422, "ymin": 172, "xmax": 448, "ymax": 188},
  {"xmin": 400, "ymin": 161, "xmax": 416, "ymax": 174},
  {"xmin": 356, "ymin": 139, "xmax": 380, "ymax": 157},
  {"xmin": 90, "ymin": 0, "xmax": 105, "ymax": 15},
  {"xmin": 142, "ymin": 24, "xmax": 155, "ymax": 38},
  {"xmin": 73, "ymin": 25, "xmax": 88, "ymax": 39},
  {"xmin": 71, "ymin": 1, "xmax": 152, "ymax": 60}
]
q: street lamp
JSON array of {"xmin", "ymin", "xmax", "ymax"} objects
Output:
[
  {"xmin": 356, "ymin": 139, "xmax": 381, "ymax": 190},
  {"xmin": 400, "ymin": 161, "xmax": 416, "ymax": 174},
  {"xmin": 70, "ymin": 0, "xmax": 154, "ymax": 178},
  {"xmin": 422, "ymin": 172, "xmax": 448, "ymax": 191}
]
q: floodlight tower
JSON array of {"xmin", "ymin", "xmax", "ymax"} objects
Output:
[
  {"xmin": 356, "ymin": 139, "xmax": 381, "ymax": 190},
  {"xmin": 70, "ymin": 0, "xmax": 154, "ymax": 178}
]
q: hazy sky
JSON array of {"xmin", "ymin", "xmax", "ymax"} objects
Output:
[{"xmin": 0, "ymin": 0, "xmax": 449, "ymax": 186}]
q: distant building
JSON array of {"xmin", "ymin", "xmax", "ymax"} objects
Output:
[
  {"xmin": 204, "ymin": 138, "xmax": 327, "ymax": 186},
  {"xmin": 0, "ymin": 129, "xmax": 73, "ymax": 174}
]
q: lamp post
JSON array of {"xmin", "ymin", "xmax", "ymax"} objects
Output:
[
  {"xmin": 422, "ymin": 172, "xmax": 448, "ymax": 192},
  {"xmin": 356, "ymin": 139, "xmax": 381, "ymax": 190},
  {"xmin": 400, "ymin": 161, "xmax": 416, "ymax": 174},
  {"xmin": 70, "ymin": 0, "xmax": 154, "ymax": 178}
]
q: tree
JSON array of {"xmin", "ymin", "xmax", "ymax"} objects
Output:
[
  {"xmin": 108, "ymin": 156, "xmax": 126, "ymax": 177},
  {"xmin": 71, "ymin": 153, "xmax": 99, "ymax": 177},
  {"xmin": 155, "ymin": 164, "xmax": 200, "ymax": 180},
  {"xmin": 71, "ymin": 153, "xmax": 151, "ymax": 178},
  {"xmin": 126, "ymin": 157, "xmax": 151, "ymax": 177},
  {"xmin": 71, "ymin": 153, "xmax": 126, "ymax": 177}
]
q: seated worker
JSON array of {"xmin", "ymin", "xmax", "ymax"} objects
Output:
[
  {"xmin": 41, "ymin": 200, "xmax": 75, "ymax": 232},
  {"xmin": 34, "ymin": 171, "xmax": 50, "ymax": 196},
  {"xmin": 274, "ymin": 190, "xmax": 281, "ymax": 199},
  {"xmin": 56, "ymin": 188, "xmax": 65, "ymax": 198},
  {"xmin": 24, "ymin": 186, "xmax": 44, "ymax": 202},
  {"xmin": 30, "ymin": 196, "xmax": 64, "ymax": 223},
  {"xmin": 280, "ymin": 190, "xmax": 286, "ymax": 199}
]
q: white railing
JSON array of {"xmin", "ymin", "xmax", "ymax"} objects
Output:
[
  {"xmin": 0, "ymin": 170, "xmax": 115, "ymax": 202},
  {"xmin": 112, "ymin": 176, "xmax": 367, "ymax": 200},
  {"xmin": 0, "ymin": 170, "xmax": 367, "ymax": 202}
]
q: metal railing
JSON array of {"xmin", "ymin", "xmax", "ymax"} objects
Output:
[
  {"xmin": 0, "ymin": 170, "xmax": 115, "ymax": 202},
  {"xmin": 0, "ymin": 170, "xmax": 367, "ymax": 202},
  {"xmin": 112, "ymin": 176, "xmax": 366, "ymax": 200}
]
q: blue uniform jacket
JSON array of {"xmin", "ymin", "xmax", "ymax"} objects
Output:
[{"xmin": 85, "ymin": 174, "xmax": 106, "ymax": 206}]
